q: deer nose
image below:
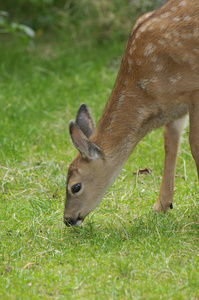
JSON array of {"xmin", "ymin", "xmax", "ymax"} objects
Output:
[
  {"xmin": 64, "ymin": 217, "xmax": 75, "ymax": 226},
  {"xmin": 64, "ymin": 216, "xmax": 83, "ymax": 227}
]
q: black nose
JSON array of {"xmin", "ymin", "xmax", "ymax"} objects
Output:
[
  {"xmin": 64, "ymin": 216, "xmax": 83, "ymax": 227},
  {"xmin": 64, "ymin": 218, "xmax": 76, "ymax": 226}
]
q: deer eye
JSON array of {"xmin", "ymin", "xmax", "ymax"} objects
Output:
[{"xmin": 71, "ymin": 183, "xmax": 82, "ymax": 194}]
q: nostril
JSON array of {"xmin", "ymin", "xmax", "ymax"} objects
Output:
[{"xmin": 64, "ymin": 218, "xmax": 75, "ymax": 227}]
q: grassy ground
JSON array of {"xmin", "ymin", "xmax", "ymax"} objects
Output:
[{"xmin": 0, "ymin": 35, "xmax": 199, "ymax": 300}]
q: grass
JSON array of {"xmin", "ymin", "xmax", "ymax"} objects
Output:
[{"xmin": 0, "ymin": 35, "xmax": 199, "ymax": 300}]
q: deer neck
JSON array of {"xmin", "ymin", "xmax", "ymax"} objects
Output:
[{"xmin": 91, "ymin": 83, "xmax": 151, "ymax": 163}]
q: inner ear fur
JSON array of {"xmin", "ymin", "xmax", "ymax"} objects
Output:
[{"xmin": 69, "ymin": 121, "xmax": 103, "ymax": 160}]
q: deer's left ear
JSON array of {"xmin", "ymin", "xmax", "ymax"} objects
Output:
[
  {"xmin": 69, "ymin": 121, "xmax": 103, "ymax": 160},
  {"xmin": 75, "ymin": 104, "xmax": 95, "ymax": 138}
]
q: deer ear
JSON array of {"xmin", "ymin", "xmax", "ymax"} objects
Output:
[
  {"xmin": 75, "ymin": 104, "xmax": 95, "ymax": 138},
  {"xmin": 69, "ymin": 121, "xmax": 102, "ymax": 160}
]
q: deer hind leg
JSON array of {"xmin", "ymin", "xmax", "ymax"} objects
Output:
[
  {"xmin": 189, "ymin": 101, "xmax": 199, "ymax": 179},
  {"xmin": 154, "ymin": 114, "xmax": 188, "ymax": 213}
]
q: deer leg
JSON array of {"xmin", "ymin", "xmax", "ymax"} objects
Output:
[
  {"xmin": 154, "ymin": 114, "xmax": 188, "ymax": 213},
  {"xmin": 189, "ymin": 102, "xmax": 199, "ymax": 179}
]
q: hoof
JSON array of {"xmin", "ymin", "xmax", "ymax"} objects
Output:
[{"xmin": 153, "ymin": 200, "xmax": 172, "ymax": 214}]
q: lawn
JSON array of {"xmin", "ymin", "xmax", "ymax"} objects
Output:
[{"xmin": 0, "ymin": 35, "xmax": 198, "ymax": 300}]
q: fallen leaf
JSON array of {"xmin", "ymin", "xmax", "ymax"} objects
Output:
[
  {"xmin": 133, "ymin": 168, "xmax": 152, "ymax": 175},
  {"xmin": 22, "ymin": 262, "xmax": 34, "ymax": 271}
]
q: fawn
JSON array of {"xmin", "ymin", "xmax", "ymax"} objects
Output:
[{"xmin": 64, "ymin": 0, "xmax": 199, "ymax": 226}]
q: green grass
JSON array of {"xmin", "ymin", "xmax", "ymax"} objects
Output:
[{"xmin": 0, "ymin": 37, "xmax": 199, "ymax": 300}]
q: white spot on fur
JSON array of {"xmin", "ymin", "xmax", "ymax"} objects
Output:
[
  {"xmin": 132, "ymin": 46, "xmax": 137, "ymax": 52},
  {"xmin": 136, "ymin": 32, "xmax": 140, "ymax": 39},
  {"xmin": 160, "ymin": 24, "xmax": 165, "ymax": 30},
  {"xmin": 136, "ymin": 59, "xmax": 142, "ymax": 66},
  {"xmin": 173, "ymin": 17, "xmax": 180, "ymax": 22},
  {"xmin": 164, "ymin": 33, "xmax": 171, "ymax": 39},
  {"xmin": 160, "ymin": 12, "xmax": 171, "ymax": 18},
  {"xmin": 136, "ymin": 108, "xmax": 146, "ymax": 123},
  {"xmin": 169, "ymin": 73, "xmax": 182, "ymax": 84},
  {"xmin": 148, "ymin": 18, "xmax": 159, "ymax": 31},
  {"xmin": 138, "ymin": 79, "xmax": 149, "ymax": 90},
  {"xmin": 110, "ymin": 112, "xmax": 116, "ymax": 124},
  {"xmin": 182, "ymin": 54, "xmax": 197, "ymax": 69},
  {"xmin": 173, "ymin": 30, "xmax": 179, "ymax": 37},
  {"xmin": 193, "ymin": 48, "xmax": 199, "ymax": 54},
  {"xmin": 148, "ymin": 26, "xmax": 154, "ymax": 32},
  {"xmin": 179, "ymin": 1, "xmax": 186, "ymax": 6},
  {"xmin": 155, "ymin": 65, "xmax": 163, "ymax": 72},
  {"xmin": 145, "ymin": 20, "xmax": 153, "ymax": 28},
  {"xmin": 140, "ymin": 25, "xmax": 147, "ymax": 32},
  {"xmin": 175, "ymin": 40, "xmax": 182, "ymax": 47},
  {"xmin": 193, "ymin": 28, "xmax": 199, "ymax": 38},
  {"xmin": 116, "ymin": 94, "xmax": 125, "ymax": 110},
  {"xmin": 124, "ymin": 80, "xmax": 128, "ymax": 87},
  {"xmin": 144, "ymin": 43, "xmax": 156, "ymax": 57},
  {"xmin": 150, "ymin": 55, "xmax": 158, "ymax": 63},
  {"xmin": 151, "ymin": 77, "xmax": 158, "ymax": 83},
  {"xmin": 181, "ymin": 33, "xmax": 192, "ymax": 39},
  {"xmin": 183, "ymin": 16, "xmax": 191, "ymax": 21},
  {"xmin": 171, "ymin": 6, "xmax": 177, "ymax": 11},
  {"xmin": 151, "ymin": 18, "xmax": 159, "ymax": 23},
  {"xmin": 158, "ymin": 39, "xmax": 166, "ymax": 45},
  {"xmin": 128, "ymin": 58, "xmax": 133, "ymax": 72}
]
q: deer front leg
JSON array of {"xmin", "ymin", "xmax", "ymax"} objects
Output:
[
  {"xmin": 189, "ymin": 101, "xmax": 199, "ymax": 179},
  {"xmin": 154, "ymin": 115, "xmax": 188, "ymax": 213}
]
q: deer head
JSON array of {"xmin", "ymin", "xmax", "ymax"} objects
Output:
[{"xmin": 64, "ymin": 104, "xmax": 116, "ymax": 226}]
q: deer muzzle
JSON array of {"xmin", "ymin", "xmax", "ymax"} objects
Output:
[{"xmin": 64, "ymin": 214, "xmax": 84, "ymax": 227}]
